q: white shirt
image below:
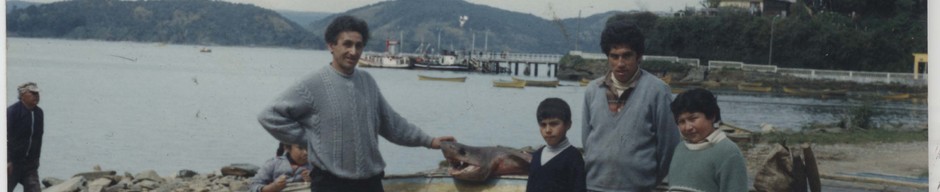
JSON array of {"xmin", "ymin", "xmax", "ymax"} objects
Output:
[{"xmin": 541, "ymin": 138, "xmax": 572, "ymax": 165}]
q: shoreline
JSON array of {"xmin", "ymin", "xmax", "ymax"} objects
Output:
[{"xmin": 34, "ymin": 141, "xmax": 927, "ymax": 191}]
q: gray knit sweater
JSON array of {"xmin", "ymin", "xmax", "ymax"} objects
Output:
[
  {"xmin": 258, "ymin": 65, "xmax": 434, "ymax": 179},
  {"xmin": 581, "ymin": 70, "xmax": 680, "ymax": 191}
]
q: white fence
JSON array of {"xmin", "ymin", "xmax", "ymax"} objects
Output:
[{"xmin": 709, "ymin": 60, "xmax": 927, "ymax": 85}]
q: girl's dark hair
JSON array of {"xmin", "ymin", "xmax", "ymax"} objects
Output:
[
  {"xmin": 536, "ymin": 98, "xmax": 572, "ymax": 125},
  {"xmin": 276, "ymin": 143, "xmax": 286, "ymax": 156},
  {"xmin": 600, "ymin": 16, "xmax": 645, "ymax": 58},
  {"xmin": 324, "ymin": 15, "xmax": 370, "ymax": 45},
  {"xmin": 670, "ymin": 88, "xmax": 721, "ymax": 123}
]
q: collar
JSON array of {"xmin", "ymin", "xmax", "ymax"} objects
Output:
[
  {"xmin": 546, "ymin": 138, "xmax": 571, "ymax": 153},
  {"xmin": 601, "ymin": 69, "xmax": 641, "ymax": 89},
  {"xmin": 683, "ymin": 130, "xmax": 727, "ymax": 151},
  {"xmin": 329, "ymin": 63, "xmax": 354, "ymax": 78}
]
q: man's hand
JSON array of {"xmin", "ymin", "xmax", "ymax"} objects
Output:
[{"xmin": 430, "ymin": 136, "xmax": 456, "ymax": 149}]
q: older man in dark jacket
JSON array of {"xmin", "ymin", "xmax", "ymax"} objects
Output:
[{"xmin": 8, "ymin": 82, "xmax": 44, "ymax": 192}]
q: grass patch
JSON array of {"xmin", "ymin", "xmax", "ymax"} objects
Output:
[{"xmin": 758, "ymin": 129, "xmax": 927, "ymax": 145}]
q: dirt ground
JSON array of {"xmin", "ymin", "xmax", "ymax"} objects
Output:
[{"xmin": 743, "ymin": 141, "xmax": 928, "ymax": 190}]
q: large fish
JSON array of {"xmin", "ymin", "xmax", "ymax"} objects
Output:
[{"xmin": 439, "ymin": 141, "xmax": 532, "ymax": 181}]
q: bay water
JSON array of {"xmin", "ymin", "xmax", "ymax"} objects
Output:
[{"xmin": 6, "ymin": 38, "xmax": 926, "ymax": 180}]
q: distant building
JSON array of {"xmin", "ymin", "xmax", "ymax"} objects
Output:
[{"xmin": 719, "ymin": 0, "xmax": 794, "ymax": 16}]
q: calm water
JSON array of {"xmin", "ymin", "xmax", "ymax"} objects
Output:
[{"xmin": 6, "ymin": 38, "xmax": 927, "ymax": 180}]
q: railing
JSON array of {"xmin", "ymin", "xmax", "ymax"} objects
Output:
[{"xmin": 710, "ymin": 60, "xmax": 927, "ymax": 85}]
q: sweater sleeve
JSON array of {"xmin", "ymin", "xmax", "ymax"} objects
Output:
[
  {"xmin": 257, "ymin": 84, "xmax": 312, "ymax": 145},
  {"xmin": 719, "ymin": 149, "xmax": 750, "ymax": 192},
  {"xmin": 653, "ymin": 85, "xmax": 680, "ymax": 186},
  {"xmin": 248, "ymin": 158, "xmax": 280, "ymax": 192},
  {"xmin": 376, "ymin": 89, "xmax": 433, "ymax": 148}
]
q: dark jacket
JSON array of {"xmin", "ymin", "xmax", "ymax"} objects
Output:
[{"xmin": 7, "ymin": 101, "xmax": 44, "ymax": 167}]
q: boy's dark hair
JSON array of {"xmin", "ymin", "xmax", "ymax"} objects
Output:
[
  {"xmin": 600, "ymin": 15, "xmax": 645, "ymax": 57},
  {"xmin": 670, "ymin": 88, "xmax": 721, "ymax": 124},
  {"xmin": 324, "ymin": 15, "xmax": 370, "ymax": 45},
  {"xmin": 537, "ymin": 98, "xmax": 572, "ymax": 125}
]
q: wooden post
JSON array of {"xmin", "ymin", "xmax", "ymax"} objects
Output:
[
  {"xmin": 535, "ymin": 63, "xmax": 539, "ymax": 77},
  {"xmin": 802, "ymin": 143, "xmax": 821, "ymax": 192},
  {"xmin": 514, "ymin": 63, "xmax": 519, "ymax": 76}
]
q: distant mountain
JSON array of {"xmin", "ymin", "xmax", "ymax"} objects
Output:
[
  {"xmin": 309, "ymin": 0, "xmax": 614, "ymax": 54},
  {"xmin": 6, "ymin": 0, "xmax": 38, "ymax": 13},
  {"xmin": 6, "ymin": 0, "xmax": 322, "ymax": 49},
  {"xmin": 275, "ymin": 10, "xmax": 332, "ymax": 31}
]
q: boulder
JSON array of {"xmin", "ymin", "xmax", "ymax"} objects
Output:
[
  {"xmin": 87, "ymin": 178, "xmax": 115, "ymax": 192},
  {"xmin": 228, "ymin": 180, "xmax": 248, "ymax": 191},
  {"xmin": 137, "ymin": 180, "xmax": 159, "ymax": 189},
  {"xmin": 220, "ymin": 163, "xmax": 259, "ymax": 177},
  {"xmin": 178, "ymin": 169, "xmax": 198, "ymax": 178},
  {"xmin": 133, "ymin": 170, "xmax": 164, "ymax": 183},
  {"xmin": 74, "ymin": 170, "xmax": 116, "ymax": 181},
  {"xmin": 42, "ymin": 177, "xmax": 64, "ymax": 188},
  {"xmin": 43, "ymin": 177, "xmax": 85, "ymax": 192}
]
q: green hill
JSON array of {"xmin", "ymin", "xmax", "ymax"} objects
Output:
[
  {"xmin": 308, "ymin": 0, "xmax": 580, "ymax": 54},
  {"xmin": 6, "ymin": 0, "xmax": 322, "ymax": 49}
]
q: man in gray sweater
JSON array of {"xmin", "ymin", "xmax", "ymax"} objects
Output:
[
  {"xmin": 258, "ymin": 15, "xmax": 455, "ymax": 192},
  {"xmin": 581, "ymin": 14, "xmax": 680, "ymax": 191}
]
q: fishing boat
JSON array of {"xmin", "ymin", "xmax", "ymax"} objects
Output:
[
  {"xmin": 493, "ymin": 79, "xmax": 525, "ymax": 88},
  {"xmin": 782, "ymin": 86, "xmax": 806, "ymax": 96},
  {"xmin": 418, "ymin": 75, "xmax": 467, "ymax": 83},
  {"xmin": 511, "ymin": 77, "xmax": 559, "ymax": 87},
  {"xmin": 700, "ymin": 80, "xmax": 721, "ymax": 88},
  {"xmin": 881, "ymin": 93, "xmax": 911, "ymax": 100},
  {"xmin": 359, "ymin": 39, "xmax": 412, "ymax": 69},
  {"xmin": 411, "ymin": 50, "xmax": 473, "ymax": 71},
  {"xmin": 199, "ymin": 47, "xmax": 211, "ymax": 53},
  {"xmin": 580, "ymin": 78, "xmax": 592, "ymax": 86},
  {"xmin": 737, "ymin": 84, "xmax": 772, "ymax": 92}
]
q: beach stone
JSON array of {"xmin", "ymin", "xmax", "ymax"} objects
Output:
[
  {"xmin": 74, "ymin": 170, "xmax": 117, "ymax": 181},
  {"xmin": 134, "ymin": 170, "xmax": 165, "ymax": 183},
  {"xmin": 42, "ymin": 177, "xmax": 64, "ymax": 188},
  {"xmin": 228, "ymin": 180, "xmax": 248, "ymax": 191},
  {"xmin": 178, "ymin": 169, "xmax": 198, "ymax": 178},
  {"xmin": 137, "ymin": 180, "xmax": 159, "ymax": 189},
  {"xmin": 220, "ymin": 163, "xmax": 259, "ymax": 177},
  {"xmin": 88, "ymin": 178, "xmax": 116, "ymax": 192},
  {"xmin": 43, "ymin": 176, "xmax": 85, "ymax": 192}
]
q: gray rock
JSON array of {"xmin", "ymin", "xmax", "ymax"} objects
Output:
[
  {"xmin": 137, "ymin": 180, "xmax": 159, "ymax": 189},
  {"xmin": 87, "ymin": 178, "xmax": 115, "ymax": 192},
  {"xmin": 43, "ymin": 177, "xmax": 85, "ymax": 192},
  {"xmin": 133, "ymin": 170, "xmax": 164, "ymax": 183},
  {"xmin": 41, "ymin": 177, "xmax": 64, "ymax": 188},
  {"xmin": 74, "ymin": 170, "xmax": 116, "ymax": 181},
  {"xmin": 178, "ymin": 169, "xmax": 198, "ymax": 178},
  {"xmin": 103, "ymin": 182, "xmax": 127, "ymax": 192},
  {"xmin": 228, "ymin": 180, "xmax": 248, "ymax": 191},
  {"xmin": 220, "ymin": 163, "xmax": 259, "ymax": 177}
]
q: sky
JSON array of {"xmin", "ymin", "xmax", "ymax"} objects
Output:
[{"xmin": 16, "ymin": 0, "xmax": 704, "ymax": 19}]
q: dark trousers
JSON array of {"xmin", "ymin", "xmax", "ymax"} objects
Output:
[
  {"xmin": 309, "ymin": 167, "xmax": 384, "ymax": 192},
  {"xmin": 8, "ymin": 164, "xmax": 41, "ymax": 192}
]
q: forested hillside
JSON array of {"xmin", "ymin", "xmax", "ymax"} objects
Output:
[{"xmin": 6, "ymin": 0, "xmax": 322, "ymax": 48}]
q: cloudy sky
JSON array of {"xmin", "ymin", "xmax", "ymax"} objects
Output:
[{"xmin": 18, "ymin": 0, "xmax": 704, "ymax": 19}]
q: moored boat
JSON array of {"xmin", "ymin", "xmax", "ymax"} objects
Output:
[
  {"xmin": 418, "ymin": 75, "xmax": 467, "ymax": 82},
  {"xmin": 737, "ymin": 84, "xmax": 772, "ymax": 92},
  {"xmin": 881, "ymin": 93, "xmax": 911, "ymax": 100},
  {"xmin": 511, "ymin": 77, "xmax": 559, "ymax": 87},
  {"xmin": 493, "ymin": 80, "xmax": 525, "ymax": 88},
  {"xmin": 579, "ymin": 78, "xmax": 591, "ymax": 86}
]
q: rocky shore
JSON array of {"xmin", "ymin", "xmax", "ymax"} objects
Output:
[
  {"xmin": 39, "ymin": 164, "xmax": 262, "ymax": 192},
  {"xmin": 38, "ymin": 141, "xmax": 927, "ymax": 192}
]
